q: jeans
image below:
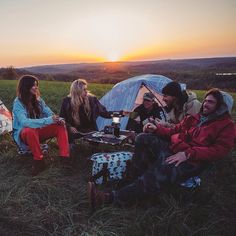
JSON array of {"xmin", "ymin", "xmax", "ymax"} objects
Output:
[{"xmin": 113, "ymin": 133, "xmax": 205, "ymax": 204}]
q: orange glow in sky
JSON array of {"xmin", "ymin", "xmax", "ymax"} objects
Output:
[{"xmin": 0, "ymin": 0, "xmax": 235, "ymax": 67}]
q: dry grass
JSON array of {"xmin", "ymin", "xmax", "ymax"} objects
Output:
[
  {"xmin": 0, "ymin": 80, "xmax": 235, "ymax": 235},
  {"xmin": 0, "ymin": 138, "xmax": 235, "ymax": 235}
]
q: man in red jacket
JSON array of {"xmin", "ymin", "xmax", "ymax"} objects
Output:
[{"xmin": 88, "ymin": 88, "xmax": 235, "ymax": 209}]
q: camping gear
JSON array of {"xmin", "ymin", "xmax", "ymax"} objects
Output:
[
  {"xmin": 111, "ymin": 112, "xmax": 121, "ymax": 137},
  {"xmin": 90, "ymin": 151, "xmax": 133, "ymax": 184},
  {"xmin": 83, "ymin": 130, "xmax": 135, "ymax": 146},
  {"xmin": 0, "ymin": 99, "xmax": 12, "ymax": 135},
  {"xmin": 96, "ymin": 74, "xmax": 186, "ymax": 130}
]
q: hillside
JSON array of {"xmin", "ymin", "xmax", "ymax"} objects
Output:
[
  {"xmin": 23, "ymin": 57, "xmax": 236, "ymax": 75},
  {"xmin": 1, "ymin": 57, "xmax": 236, "ymax": 90}
]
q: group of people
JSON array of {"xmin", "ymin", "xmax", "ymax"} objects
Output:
[
  {"xmin": 126, "ymin": 81, "xmax": 202, "ymax": 133},
  {"xmin": 88, "ymin": 87, "xmax": 235, "ymax": 209},
  {"xmin": 13, "ymin": 75, "xmax": 121, "ymax": 175},
  {"xmin": 12, "ymin": 74, "xmax": 235, "ymax": 210}
]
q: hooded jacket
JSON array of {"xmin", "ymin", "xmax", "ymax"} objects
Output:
[
  {"xmin": 155, "ymin": 92, "xmax": 235, "ymax": 165},
  {"xmin": 166, "ymin": 91, "xmax": 202, "ymax": 124}
]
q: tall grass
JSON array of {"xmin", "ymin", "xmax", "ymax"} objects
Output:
[{"xmin": 0, "ymin": 80, "xmax": 235, "ymax": 235}]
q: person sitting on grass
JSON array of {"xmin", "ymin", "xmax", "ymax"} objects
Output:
[
  {"xmin": 150, "ymin": 82, "xmax": 203, "ymax": 187},
  {"xmin": 59, "ymin": 79, "xmax": 126, "ymax": 143},
  {"xmin": 126, "ymin": 92, "xmax": 165, "ymax": 133},
  {"xmin": 12, "ymin": 75, "xmax": 70, "ymax": 176},
  {"xmin": 88, "ymin": 88, "xmax": 235, "ymax": 209},
  {"xmin": 155, "ymin": 81, "xmax": 202, "ymax": 127}
]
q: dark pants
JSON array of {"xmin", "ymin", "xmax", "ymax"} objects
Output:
[
  {"xmin": 68, "ymin": 132, "xmax": 83, "ymax": 144},
  {"xmin": 113, "ymin": 133, "xmax": 205, "ymax": 205}
]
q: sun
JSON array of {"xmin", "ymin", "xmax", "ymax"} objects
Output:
[{"xmin": 106, "ymin": 53, "xmax": 120, "ymax": 62}]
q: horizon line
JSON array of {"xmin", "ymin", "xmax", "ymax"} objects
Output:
[{"xmin": 1, "ymin": 55, "xmax": 235, "ymax": 69}]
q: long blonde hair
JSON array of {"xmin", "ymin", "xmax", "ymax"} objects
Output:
[{"xmin": 69, "ymin": 79, "xmax": 91, "ymax": 125}]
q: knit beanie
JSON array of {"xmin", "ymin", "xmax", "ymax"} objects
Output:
[{"xmin": 162, "ymin": 81, "xmax": 183, "ymax": 98}]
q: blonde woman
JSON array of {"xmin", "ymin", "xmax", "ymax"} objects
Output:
[{"xmin": 60, "ymin": 79, "xmax": 123, "ymax": 143}]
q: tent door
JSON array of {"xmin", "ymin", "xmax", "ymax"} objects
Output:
[{"xmin": 133, "ymin": 84, "xmax": 166, "ymax": 109}]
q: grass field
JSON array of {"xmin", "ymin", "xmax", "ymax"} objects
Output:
[{"xmin": 0, "ymin": 80, "xmax": 235, "ymax": 235}]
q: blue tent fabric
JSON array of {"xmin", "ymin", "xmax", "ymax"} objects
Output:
[{"xmin": 96, "ymin": 74, "xmax": 186, "ymax": 130}]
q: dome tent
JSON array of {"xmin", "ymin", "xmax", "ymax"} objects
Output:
[{"xmin": 96, "ymin": 74, "xmax": 186, "ymax": 130}]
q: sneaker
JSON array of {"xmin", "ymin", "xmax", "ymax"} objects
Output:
[
  {"xmin": 32, "ymin": 159, "xmax": 46, "ymax": 176},
  {"xmin": 88, "ymin": 182, "xmax": 112, "ymax": 210}
]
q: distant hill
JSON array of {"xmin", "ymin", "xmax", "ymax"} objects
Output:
[
  {"xmin": 23, "ymin": 63, "xmax": 103, "ymax": 74},
  {"xmin": 1, "ymin": 57, "xmax": 236, "ymax": 90},
  {"xmin": 23, "ymin": 57, "xmax": 236, "ymax": 75}
]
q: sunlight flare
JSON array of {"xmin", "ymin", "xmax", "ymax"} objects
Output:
[{"xmin": 106, "ymin": 53, "xmax": 120, "ymax": 62}]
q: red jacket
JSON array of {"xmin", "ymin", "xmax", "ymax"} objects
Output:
[{"xmin": 155, "ymin": 113, "xmax": 235, "ymax": 165}]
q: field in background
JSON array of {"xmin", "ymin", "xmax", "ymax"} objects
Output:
[
  {"xmin": 0, "ymin": 80, "xmax": 113, "ymax": 114},
  {"xmin": 2, "ymin": 57, "xmax": 235, "ymax": 91},
  {"xmin": 0, "ymin": 80, "xmax": 236, "ymax": 116},
  {"xmin": 0, "ymin": 80, "xmax": 235, "ymax": 235}
]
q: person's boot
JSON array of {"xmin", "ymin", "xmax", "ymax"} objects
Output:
[
  {"xmin": 88, "ymin": 182, "xmax": 113, "ymax": 210},
  {"xmin": 32, "ymin": 159, "xmax": 46, "ymax": 176}
]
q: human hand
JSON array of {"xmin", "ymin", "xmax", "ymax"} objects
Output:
[
  {"xmin": 165, "ymin": 152, "xmax": 189, "ymax": 167},
  {"xmin": 143, "ymin": 122, "xmax": 157, "ymax": 133},
  {"xmin": 154, "ymin": 118, "xmax": 173, "ymax": 128},
  {"xmin": 122, "ymin": 110, "xmax": 131, "ymax": 116},
  {"xmin": 52, "ymin": 115, "xmax": 60, "ymax": 123},
  {"xmin": 52, "ymin": 115, "xmax": 65, "ymax": 125},
  {"xmin": 143, "ymin": 117, "xmax": 155, "ymax": 126},
  {"xmin": 70, "ymin": 127, "xmax": 78, "ymax": 133},
  {"xmin": 57, "ymin": 117, "xmax": 65, "ymax": 125}
]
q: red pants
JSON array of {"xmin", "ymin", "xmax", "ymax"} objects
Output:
[{"xmin": 20, "ymin": 124, "xmax": 69, "ymax": 160}]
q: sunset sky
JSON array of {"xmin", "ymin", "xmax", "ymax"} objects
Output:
[{"xmin": 0, "ymin": 0, "xmax": 235, "ymax": 67}]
